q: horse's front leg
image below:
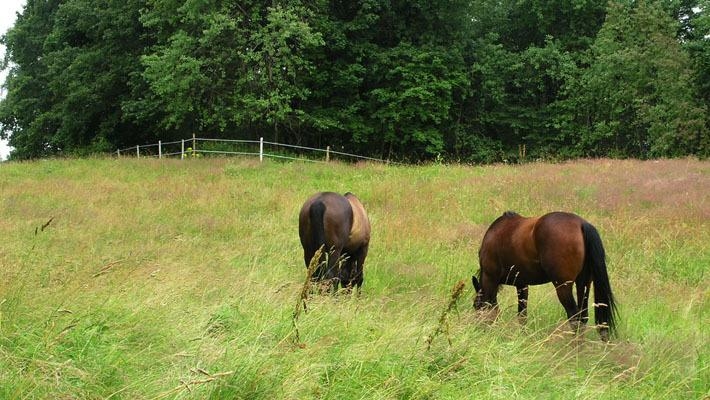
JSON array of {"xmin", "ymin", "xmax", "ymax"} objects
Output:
[
  {"xmin": 337, "ymin": 256, "xmax": 355, "ymax": 294},
  {"xmin": 349, "ymin": 245, "xmax": 368, "ymax": 293},
  {"xmin": 475, "ymin": 272, "xmax": 501, "ymax": 322},
  {"xmin": 516, "ymin": 285, "xmax": 529, "ymax": 324}
]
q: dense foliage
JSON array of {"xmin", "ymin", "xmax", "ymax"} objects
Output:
[{"xmin": 1, "ymin": 0, "xmax": 708, "ymax": 161}]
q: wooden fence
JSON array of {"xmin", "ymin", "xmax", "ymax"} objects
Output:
[{"xmin": 116, "ymin": 135, "xmax": 394, "ymax": 164}]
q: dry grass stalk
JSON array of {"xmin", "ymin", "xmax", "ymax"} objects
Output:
[
  {"xmin": 151, "ymin": 370, "xmax": 235, "ymax": 400},
  {"xmin": 34, "ymin": 217, "xmax": 54, "ymax": 236},
  {"xmin": 291, "ymin": 245, "xmax": 324, "ymax": 346},
  {"xmin": 92, "ymin": 259, "xmax": 125, "ymax": 278},
  {"xmin": 426, "ymin": 279, "xmax": 467, "ymax": 350}
]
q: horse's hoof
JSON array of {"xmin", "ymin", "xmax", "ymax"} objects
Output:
[{"xmin": 599, "ymin": 328, "xmax": 610, "ymax": 342}]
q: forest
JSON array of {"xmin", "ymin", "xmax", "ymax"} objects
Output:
[{"xmin": 1, "ymin": 0, "xmax": 708, "ymax": 162}]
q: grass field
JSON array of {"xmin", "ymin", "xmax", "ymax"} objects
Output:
[{"xmin": 0, "ymin": 157, "xmax": 707, "ymax": 399}]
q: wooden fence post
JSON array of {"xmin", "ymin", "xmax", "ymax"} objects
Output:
[
  {"xmin": 259, "ymin": 137, "xmax": 264, "ymax": 162},
  {"xmin": 136, "ymin": 145, "xmax": 140, "ymax": 158},
  {"xmin": 158, "ymin": 140, "xmax": 162, "ymax": 159},
  {"xmin": 181, "ymin": 139, "xmax": 185, "ymax": 160},
  {"xmin": 192, "ymin": 133, "xmax": 196, "ymax": 158},
  {"xmin": 326, "ymin": 146, "xmax": 330, "ymax": 162}
]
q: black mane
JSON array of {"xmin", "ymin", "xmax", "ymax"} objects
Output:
[{"xmin": 486, "ymin": 210, "xmax": 520, "ymax": 231}]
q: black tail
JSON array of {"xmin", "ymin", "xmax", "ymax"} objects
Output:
[
  {"xmin": 582, "ymin": 222, "xmax": 618, "ymax": 338},
  {"xmin": 309, "ymin": 201, "xmax": 327, "ymax": 268}
]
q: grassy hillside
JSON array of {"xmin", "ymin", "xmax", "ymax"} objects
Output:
[{"xmin": 0, "ymin": 157, "xmax": 707, "ymax": 399}]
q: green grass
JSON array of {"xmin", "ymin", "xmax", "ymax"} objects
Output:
[{"xmin": 0, "ymin": 157, "xmax": 708, "ymax": 399}]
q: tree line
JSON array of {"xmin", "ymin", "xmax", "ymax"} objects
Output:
[{"xmin": 1, "ymin": 0, "xmax": 708, "ymax": 161}]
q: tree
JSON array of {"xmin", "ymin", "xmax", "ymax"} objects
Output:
[
  {"xmin": 460, "ymin": 0, "xmax": 604, "ymax": 161},
  {"xmin": 130, "ymin": 0, "xmax": 250, "ymax": 139},
  {"xmin": 0, "ymin": 0, "xmax": 61, "ymax": 158},
  {"xmin": 302, "ymin": 0, "xmax": 473, "ymax": 159},
  {"xmin": 0, "ymin": 0, "xmax": 150, "ymax": 159},
  {"xmin": 133, "ymin": 1, "xmax": 323, "ymax": 143},
  {"xmin": 681, "ymin": 0, "xmax": 710, "ymax": 155},
  {"xmin": 570, "ymin": 0, "xmax": 708, "ymax": 157},
  {"xmin": 236, "ymin": 4, "xmax": 324, "ymax": 143}
]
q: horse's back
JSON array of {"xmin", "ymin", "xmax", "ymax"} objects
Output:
[{"xmin": 534, "ymin": 212, "xmax": 586, "ymax": 281}]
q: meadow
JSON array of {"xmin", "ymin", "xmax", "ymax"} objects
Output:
[{"xmin": 0, "ymin": 157, "xmax": 707, "ymax": 399}]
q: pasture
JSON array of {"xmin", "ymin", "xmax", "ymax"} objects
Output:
[{"xmin": 0, "ymin": 157, "xmax": 707, "ymax": 399}]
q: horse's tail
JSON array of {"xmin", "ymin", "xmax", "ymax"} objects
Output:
[
  {"xmin": 582, "ymin": 221, "xmax": 618, "ymax": 338},
  {"xmin": 309, "ymin": 200, "xmax": 327, "ymax": 254}
]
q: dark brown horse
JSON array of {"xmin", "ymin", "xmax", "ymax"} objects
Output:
[
  {"xmin": 298, "ymin": 192, "xmax": 371, "ymax": 291},
  {"xmin": 471, "ymin": 211, "xmax": 618, "ymax": 340}
]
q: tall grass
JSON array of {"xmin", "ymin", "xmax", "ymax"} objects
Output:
[{"xmin": 0, "ymin": 157, "xmax": 707, "ymax": 399}]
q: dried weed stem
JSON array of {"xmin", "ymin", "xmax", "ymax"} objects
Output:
[
  {"xmin": 291, "ymin": 245, "xmax": 324, "ymax": 346},
  {"xmin": 151, "ymin": 370, "xmax": 235, "ymax": 400},
  {"xmin": 426, "ymin": 279, "xmax": 467, "ymax": 350}
]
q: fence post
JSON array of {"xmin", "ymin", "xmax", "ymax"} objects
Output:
[
  {"xmin": 136, "ymin": 145, "xmax": 140, "ymax": 158},
  {"xmin": 116, "ymin": 149, "xmax": 120, "ymax": 157},
  {"xmin": 192, "ymin": 133, "xmax": 196, "ymax": 158},
  {"xmin": 158, "ymin": 140, "xmax": 162, "ymax": 159},
  {"xmin": 181, "ymin": 139, "xmax": 185, "ymax": 160},
  {"xmin": 259, "ymin": 137, "xmax": 264, "ymax": 162},
  {"xmin": 326, "ymin": 146, "xmax": 330, "ymax": 162}
]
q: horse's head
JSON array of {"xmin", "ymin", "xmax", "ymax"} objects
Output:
[{"xmin": 471, "ymin": 275, "xmax": 484, "ymax": 310}]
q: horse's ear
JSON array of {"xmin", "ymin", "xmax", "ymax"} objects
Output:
[{"xmin": 471, "ymin": 275, "xmax": 481, "ymax": 292}]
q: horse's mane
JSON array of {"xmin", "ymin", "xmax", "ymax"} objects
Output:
[
  {"xmin": 478, "ymin": 211, "xmax": 518, "ymax": 258},
  {"xmin": 488, "ymin": 210, "xmax": 519, "ymax": 228}
]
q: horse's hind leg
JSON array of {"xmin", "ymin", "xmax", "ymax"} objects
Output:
[
  {"xmin": 304, "ymin": 248, "xmax": 325, "ymax": 281},
  {"xmin": 516, "ymin": 285, "xmax": 529, "ymax": 324},
  {"xmin": 319, "ymin": 247, "xmax": 342, "ymax": 293},
  {"xmin": 554, "ymin": 280, "xmax": 581, "ymax": 333},
  {"xmin": 575, "ymin": 279, "xmax": 591, "ymax": 326}
]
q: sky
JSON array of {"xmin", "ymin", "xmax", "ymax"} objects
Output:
[{"xmin": 0, "ymin": 0, "xmax": 26, "ymax": 160}]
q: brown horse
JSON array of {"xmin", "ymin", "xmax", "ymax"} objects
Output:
[
  {"xmin": 298, "ymin": 192, "xmax": 371, "ymax": 291},
  {"xmin": 471, "ymin": 211, "xmax": 618, "ymax": 340}
]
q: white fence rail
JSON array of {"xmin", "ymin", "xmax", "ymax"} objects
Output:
[{"xmin": 116, "ymin": 136, "xmax": 395, "ymax": 164}]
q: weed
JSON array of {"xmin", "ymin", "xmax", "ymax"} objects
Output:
[
  {"xmin": 291, "ymin": 245, "xmax": 323, "ymax": 346},
  {"xmin": 427, "ymin": 279, "xmax": 467, "ymax": 350}
]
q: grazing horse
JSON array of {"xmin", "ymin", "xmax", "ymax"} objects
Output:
[
  {"xmin": 298, "ymin": 192, "xmax": 371, "ymax": 291},
  {"xmin": 471, "ymin": 211, "xmax": 618, "ymax": 340}
]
